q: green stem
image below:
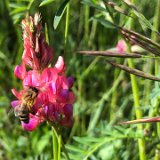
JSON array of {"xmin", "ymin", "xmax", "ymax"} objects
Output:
[
  {"xmin": 52, "ymin": 125, "xmax": 70, "ymax": 160},
  {"xmin": 152, "ymin": 0, "xmax": 160, "ymax": 141},
  {"xmin": 145, "ymin": 0, "xmax": 160, "ymax": 136},
  {"xmin": 58, "ymin": 134, "xmax": 61, "ymax": 160},
  {"xmin": 52, "ymin": 126, "xmax": 58, "ymax": 160},
  {"xmin": 127, "ymin": 49, "xmax": 146, "ymax": 160},
  {"xmin": 84, "ymin": 5, "xmax": 89, "ymax": 44},
  {"xmin": 110, "ymin": 62, "xmax": 120, "ymax": 121},
  {"xmin": 64, "ymin": 3, "xmax": 70, "ymax": 56},
  {"xmin": 127, "ymin": 1, "xmax": 146, "ymax": 159}
]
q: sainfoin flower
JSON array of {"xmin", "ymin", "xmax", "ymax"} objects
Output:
[
  {"xmin": 116, "ymin": 39, "xmax": 127, "ymax": 53},
  {"xmin": 11, "ymin": 13, "xmax": 75, "ymax": 131}
]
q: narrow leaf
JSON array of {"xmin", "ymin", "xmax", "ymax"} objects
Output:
[
  {"xmin": 10, "ymin": 7, "xmax": 27, "ymax": 15},
  {"xmin": 79, "ymin": 50, "xmax": 142, "ymax": 58},
  {"xmin": 39, "ymin": 0, "xmax": 55, "ymax": 7},
  {"xmin": 119, "ymin": 27, "xmax": 160, "ymax": 56},
  {"xmin": 106, "ymin": 60, "xmax": 160, "ymax": 82},
  {"xmin": 92, "ymin": 16, "xmax": 116, "ymax": 29},
  {"xmin": 53, "ymin": 0, "xmax": 70, "ymax": 29},
  {"xmin": 120, "ymin": 117, "xmax": 160, "ymax": 124},
  {"xmin": 82, "ymin": 0, "xmax": 108, "ymax": 13},
  {"xmin": 122, "ymin": 0, "xmax": 158, "ymax": 33},
  {"xmin": 106, "ymin": 2, "xmax": 132, "ymax": 17}
]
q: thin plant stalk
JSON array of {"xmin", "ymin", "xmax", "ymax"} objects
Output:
[
  {"xmin": 152, "ymin": 0, "xmax": 160, "ymax": 141},
  {"xmin": 110, "ymin": 64, "xmax": 120, "ymax": 121},
  {"xmin": 52, "ymin": 125, "xmax": 63, "ymax": 160},
  {"xmin": 127, "ymin": 0, "xmax": 146, "ymax": 159},
  {"xmin": 84, "ymin": 5, "xmax": 89, "ymax": 44},
  {"xmin": 52, "ymin": 126, "xmax": 58, "ymax": 160},
  {"xmin": 127, "ymin": 45, "xmax": 146, "ymax": 160},
  {"xmin": 58, "ymin": 134, "xmax": 62, "ymax": 160},
  {"xmin": 64, "ymin": 3, "xmax": 70, "ymax": 56}
]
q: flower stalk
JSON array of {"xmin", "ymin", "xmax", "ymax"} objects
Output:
[
  {"xmin": 127, "ymin": 0, "xmax": 146, "ymax": 159},
  {"xmin": 152, "ymin": 0, "xmax": 160, "ymax": 141},
  {"xmin": 127, "ymin": 44, "xmax": 146, "ymax": 160},
  {"xmin": 52, "ymin": 125, "xmax": 62, "ymax": 160},
  {"xmin": 64, "ymin": 3, "xmax": 70, "ymax": 56}
]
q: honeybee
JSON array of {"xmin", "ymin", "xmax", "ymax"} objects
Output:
[{"xmin": 15, "ymin": 87, "xmax": 39, "ymax": 124}]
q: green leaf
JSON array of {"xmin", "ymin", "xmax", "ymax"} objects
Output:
[
  {"xmin": 53, "ymin": 0, "xmax": 70, "ymax": 29},
  {"xmin": 39, "ymin": 0, "xmax": 55, "ymax": 7},
  {"xmin": 133, "ymin": 10, "xmax": 157, "ymax": 32},
  {"xmin": 10, "ymin": 6, "xmax": 27, "ymax": 15},
  {"xmin": 73, "ymin": 136, "xmax": 103, "ymax": 144},
  {"xmin": 122, "ymin": 0, "xmax": 158, "ymax": 32},
  {"xmin": 66, "ymin": 145, "xmax": 85, "ymax": 153},
  {"xmin": 81, "ymin": 0, "xmax": 107, "ymax": 13},
  {"xmin": 91, "ymin": 16, "xmax": 116, "ymax": 29},
  {"xmin": 36, "ymin": 132, "xmax": 51, "ymax": 154}
]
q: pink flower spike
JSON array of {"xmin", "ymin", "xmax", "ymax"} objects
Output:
[
  {"xmin": 14, "ymin": 64, "xmax": 26, "ymax": 79},
  {"xmin": 116, "ymin": 40, "xmax": 127, "ymax": 53},
  {"xmin": 21, "ymin": 114, "xmax": 40, "ymax": 131},
  {"xmin": 22, "ymin": 14, "xmax": 54, "ymax": 70},
  {"xmin": 55, "ymin": 56, "xmax": 65, "ymax": 73}
]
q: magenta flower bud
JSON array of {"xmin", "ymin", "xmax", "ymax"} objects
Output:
[
  {"xmin": 14, "ymin": 64, "xmax": 26, "ymax": 79},
  {"xmin": 63, "ymin": 104, "xmax": 73, "ymax": 117},
  {"xmin": 116, "ymin": 40, "xmax": 127, "ymax": 53},
  {"xmin": 57, "ymin": 89, "xmax": 69, "ymax": 102},
  {"xmin": 67, "ymin": 77, "xmax": 74, "ymax": 88},
  {"xmin": 22, "ymin": 13, "xmax": 53, "ymax": 70},
  {"xmin": 55, "ymin": 56, "xmax": 65, "ymax": 73}
]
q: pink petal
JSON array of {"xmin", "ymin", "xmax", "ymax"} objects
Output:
[
  {"xmin": 116, "ymin": 40, "xmax": 127, "ymax": 53},
  {"xmin": 11, "ymin": 100, "xmax": 20, "ymax": 108},
  {"xmin": 22, "ymin": 50, "xmax": 33, "ymax": 68},
  {"xmin": 21, "ymin": 114, "xmax": 40, "ymax": 131},
  {"xmin": 60, "ymin": 117, "xmax": 73, "ymax": 127},
  {"xmin": 56, "ymin": 76, "xmax": 69, "ymax": 90},
  {"xmin": 54, "ymin": 56, "xmax": 65, "ymax": 73},
  {"xmin": 14, "ymin": 64, "xmax": 26, "ymax": 79},
  {"xmin": 44, "ymin": 104, "xmax": 57, "ymax": 121},
  {"xmin": 41, "ymin": 68, "xmax": 58, "ymax": 83},
  {"xmin": 48, "ymin": 82, "xmax": 57, "ymax": 95},
  {"xmin": 68, "ymin": 92, "xmax": 76, "ymax": 103},
  {"xmin": 23, "ymin": 70, "xmax": 41, "ymax": 87},
  {"xmin": 40, "ymin": 42, "xmax": 53, "ymax": 68},
  {"xmin": 11, "ymin": 89, "xmax": 23, "ymax": 99},
  {"xmin": 57, "ymin": 89, "xmax": 69, "ymax": 102},
  {"xmin": 63, "ymin": 104, "xmax": 73, "ymax": 117}
]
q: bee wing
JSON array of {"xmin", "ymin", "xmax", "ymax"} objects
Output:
[
  {"xmin": 7, "ymin": 108, "xmax": 14, "ymax": 116},
  {"xmin": 7, "ymin": 106, "xmax": 20, "ymax": 117},
  {"xmin": 14, "ymin": 105, "xmax": 20, "ymax": 117}
]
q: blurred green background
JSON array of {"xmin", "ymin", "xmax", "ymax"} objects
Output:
[{"xmin": 0, "ymin": 0, "xmax": 160, "ymax": 159}]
